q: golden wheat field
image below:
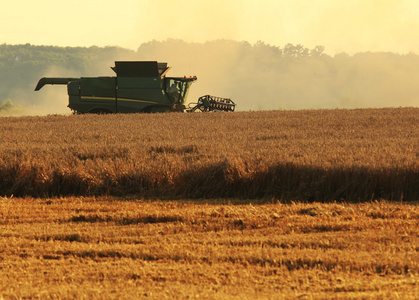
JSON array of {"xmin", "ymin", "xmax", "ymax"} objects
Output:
[
  {"xmin": 0, "ymin": 108, "xmax": 417, "ymax": 201},
  {"xmin": 0, "ymin": 107, "xmax": 418, "ymax": 299},
  {"xmin": 1, "ymin": 197, "xmax": 418, "ymax": 299}
]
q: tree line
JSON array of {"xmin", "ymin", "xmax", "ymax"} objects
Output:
[{"xmin": 0, "ymin": 40, "xmax": 418, "ymax": 114}]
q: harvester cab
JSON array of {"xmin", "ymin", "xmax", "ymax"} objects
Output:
[
  {"xmin": 165, "ymin": 77, "xmax": 194, "ymax": 109},
  {"xmin": 35, "ymin": 61, "xmax": 235, "ymax": 113}
]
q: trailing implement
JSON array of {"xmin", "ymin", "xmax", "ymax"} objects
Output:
[{"xmin": 187, "ymin": 95, "xmax": 236, "ymax": 112}]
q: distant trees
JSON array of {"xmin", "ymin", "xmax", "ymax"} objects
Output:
[
  {"xmin": 0, "ymin": 41, "xmax": 418, "ymax": 113},
  {"xmin": 0, "ymin": 44, "xmax": 135, "ymax": 107}
]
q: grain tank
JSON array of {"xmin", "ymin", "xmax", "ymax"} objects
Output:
[{"xmin": 35, "ymin": 61, "xmax": 197, "ymax": 113}]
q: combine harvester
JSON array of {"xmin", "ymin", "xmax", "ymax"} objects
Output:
[{"xmin": 35, "ymin": 61, "xmax": 236, "ymax": 113}]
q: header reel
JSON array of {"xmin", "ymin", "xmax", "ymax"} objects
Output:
[{"xmin": 187, "ymin": 95, "xmax": 236, "ymax": 112}]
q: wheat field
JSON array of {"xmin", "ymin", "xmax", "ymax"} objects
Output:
[
  {"xmin": 0, "ymin": 107, "xmax": 417, "ymax": 201},
  {"xmin": 1, "ymin": 197, "xmax": 418, "ymax": 299},
  {"xmin": 0, "ymin": 107, "xmax": 418, "ymax": 298}
]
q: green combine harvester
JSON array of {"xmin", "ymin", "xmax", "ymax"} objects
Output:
[{"xmin": 35, "ymin": 61, "xmax": 235, "ymax": 113}]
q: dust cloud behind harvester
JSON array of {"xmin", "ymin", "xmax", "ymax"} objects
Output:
[{"xmin": 135, "ymin": 40, "xmax": 419, "ymax": 111}]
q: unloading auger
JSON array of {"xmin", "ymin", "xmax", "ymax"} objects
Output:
[{"xmin": 187, "ymin": 95, "xmax": 236, "ymax": 112}]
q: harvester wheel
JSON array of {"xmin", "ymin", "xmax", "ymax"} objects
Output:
[
  {"xmin": 142, "ymin": 105, "xmax": 172, "ymax": 113},
  {"xmin": 88, "ymin": 108, "xmax": 112, "ymax": 114}
]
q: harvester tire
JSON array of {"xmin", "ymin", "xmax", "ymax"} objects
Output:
[{"xmin": 88, "ymin": 108, "xmax": 112, "ymax": 114}]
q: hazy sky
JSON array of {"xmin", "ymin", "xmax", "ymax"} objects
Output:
[{"xmin": 2, "ymin": 0, "xmax": 419, "ymax": 54}]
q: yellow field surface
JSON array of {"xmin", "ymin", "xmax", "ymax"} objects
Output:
[
  {"xmin": 0, "ymin": 108, "xmax": 418, "ymax": 298},
  {"xmin": 1, "ymin": 197, "xmax": 418, "ymax": 299},
  {"xmin": 0, "ymin": 107, "xmax": 418, "ymax": 201}
]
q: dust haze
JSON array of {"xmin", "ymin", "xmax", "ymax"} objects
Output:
[
  {"xmin": 2, "ymin": 0, "xmax": 419, "ymax": 115},
  {"xmin": 1, "ymin": 40, "xmax": 419, "ymax": 116},
  {"xmin": 0, "ymin": 49, "xmax": 137, "ymax": 116},
  {"xmin": 133, "ymin": 40, "xmax": 419, "ymax": 111},
  {"xmin": 1, "ymin": 66, "xmax": 79, "ymax": 116},
  {"xmin": 134, "ymin": 0, "xmax": 419, "ymax": 55}
]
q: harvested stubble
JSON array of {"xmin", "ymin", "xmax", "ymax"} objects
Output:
[
  {"xmin": 0, "ymin": 107, "xmax": 418, "ymax": 201},
  {"xmin": 0, "ymin": 197, "xmax": 418, "ymax": 298}
]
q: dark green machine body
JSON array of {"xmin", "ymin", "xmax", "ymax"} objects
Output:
[{"xmin": 35, "ymin": 61, "xmax": 197, "ymax": 113}]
